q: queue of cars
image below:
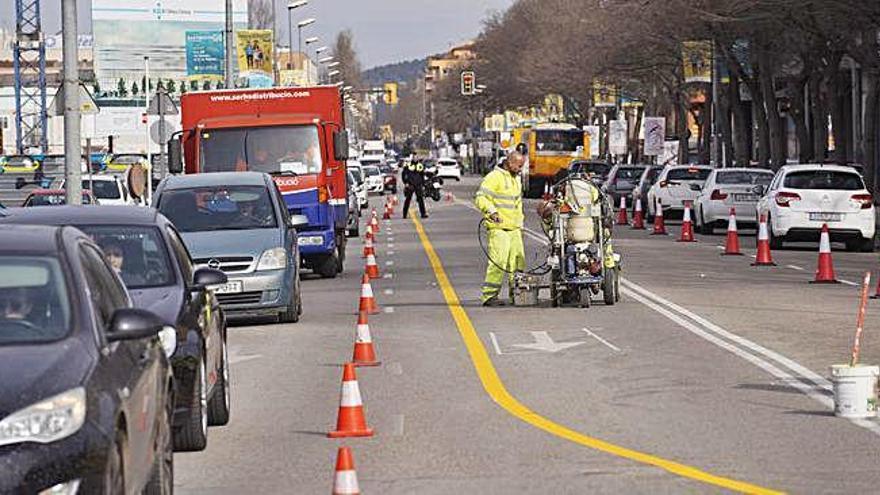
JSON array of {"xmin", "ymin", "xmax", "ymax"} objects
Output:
[{"xmin": 0, "ymin": 167, "xmax": 315, "ymax": 492}]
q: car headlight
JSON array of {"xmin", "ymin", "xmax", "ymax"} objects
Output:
[
  {"xmin": 256, "ymin": 247, "xmax": 288, "ymax": 271},
  {"xmin": 298, "ymin": 235, "xmax": 324, "ymax": 246},
  {"xmin": 0, "ymin": 387, "xmax": 86, "ymax": 447},
  {"xmin": 159, "ymin": 325, "xmax": 177, "ymax": 359}
]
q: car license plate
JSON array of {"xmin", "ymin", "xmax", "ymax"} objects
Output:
[
  {"xmin": 809, "ymin": 212, "xmax": 842, "ymax": 222},
  {"xmin": 733, "ymin": 194, "xmax": 759, "ymax": 202},
  {"xmin": 211, "ymin": 280, "xmax": 243, "ymax": 294}
]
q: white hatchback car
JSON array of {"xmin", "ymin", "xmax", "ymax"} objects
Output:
[
  {"xmin": 694, "ymin": 168, "xmax": 775, "ymax": 234},
  {"xmin": 361, "ymin": 165, "xmax": 385, "ymax": 195},
  {"xmin": 756, "ymin": 164, "xmax": 875, "ymax": 251},
  {"xmin": 61, "ymin": 175, "xmax": 132, "ymax": 206},
  {"xmin": 436, "ymin": 158, "xmax": 462, "ymax": 181},
  {"xmin": 646, "ymin": 165, "xmax": 713, "ymax": 217}
]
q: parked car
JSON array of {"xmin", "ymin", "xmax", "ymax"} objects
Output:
[
  {"xmin": 756, "ymin": 164, "xmax": 875, "ymax": 251},
  {"xmin": 60, "ymin": 175, "xmax": 132, "ymax": 206},
  {"xmin": 22, "ymin": 188, "xmax": 96, "ymax": 207},
  {"xmin": 633, "ymin": 165, "xmax": 661, "ymax": 208},
  {"xmin": 646, "ymin": 165, "xmax": 713, "ymax": 217},
  {"xmin": 0, "ymin": 205, "xmax": 231, "ymax": 452},
  {"xmin": 379, "ymin": 163, "xmax": 398, "ymax": 194},
  {"xmin": 436, "ymin": 158, "xmax": 462, "ymax": 181},
  {"xmin": 346, "ymin": 170, "xmax": 361, "ymax": 238},
  {"xmin": 347, "ymin": 160, "xmax": 368, "ymax": 209},
  {"xmin": 0, "ymin": 224, "xmax": 173, "ymax": 494},
  {"xmin": 604, "ymin": 165, "xmax": 647, "ymax": 207},
  {"xmin": 564, "ymin": 160, "xmax": 613, "ymax": 186},
  {"xmin": 693, "ymin": 168, "xmax": 774, "ymax": 234},
  {"xmin": 362, "ymin": 165, "xmax": 384, "ymax": 195},
  {"xmin": 154, "ymin": 172, "xmax": 308, "ymax": 321}
]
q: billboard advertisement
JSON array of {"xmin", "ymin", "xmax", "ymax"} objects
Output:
[
  {"xmin": 235, "ymin": 29, "xmax": 274, "ymax": 87},
  {"xmin": 682, "ymin": 40, "xmax": 713, "ymax": 84},
  {"xmin": 186, "ymin": 30, "xmax": 224, "ymax": 80},
  {"xmin": 92, "ymin": 0, "xmax": 247, "ymax": 88},
  {"xmin": 592, "ymin": 80, "xmax": 617, "ymax": 108}
]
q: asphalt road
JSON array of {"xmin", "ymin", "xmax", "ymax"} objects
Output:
[{"xmin": 175, "ymin": 176, "xmax": 880, "ymax": 494}]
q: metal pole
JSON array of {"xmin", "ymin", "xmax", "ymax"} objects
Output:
[
  {"xmin": 158, "ymin": 87, "xmax": 166, "ymax": 180},
  {"xmin": 61, "ymin": 0, "xmax": 81, "ymax": 206},
  {"xmin": 287, "ymin": 9, "xmax": 293, "ymax": 70},
  {"xmin": 225, "ymin": 0, "xmax": 233, "ymax": 88},
  {"xmin": 711, "ymin": 42, "xmax": 720, "ymax": 167},
  {"xmin": 144, "ymin": 56, "xmax": 150, "ymax": 157}
]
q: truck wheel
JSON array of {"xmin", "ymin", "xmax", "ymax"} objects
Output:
[
  {"xmin": 336, "ymin": 235, "xmax": 346, "ymax": 273},
  {"xmin": 318, "ymin": 254, "xmax": 339, "ymax": 279}
]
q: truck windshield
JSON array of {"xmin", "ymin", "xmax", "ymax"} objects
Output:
[
  {"xmin": 535, "ymin": 130, "xmax": 583, "ymax": 153},
  {"xmin": 200, "ymin": 125, "xmax": 323, "ymax": 176}
]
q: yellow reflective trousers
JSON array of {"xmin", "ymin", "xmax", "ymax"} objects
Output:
[{"xmin": 481, "ymin": 228, "xmax": 525, "ymax": 303}]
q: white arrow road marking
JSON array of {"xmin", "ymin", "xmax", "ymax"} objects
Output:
[
  {"xmin": 384, "ymin": 306, "xmax": 395, "ymax": 314},
  {"xmin": 582, "ymin": 328, "xmax": 622, "ymax": 352},
  {"xmin": 383, "ymin": 273, "xmax": 394, "ymax": 279},
  {"xmin": 489, "ymin": 332, "xmax": 505, "ymax": 355},
  {"xmin": 511, "ymin": 331, "xmax": 586, "ymax": 353},
  {"xmin": 386, "ymin": 260, "xmax": 395, "ymax": 266},
  {"xmin": 384, "ymin": 288, "xmax": 394, "ymax": 295}
]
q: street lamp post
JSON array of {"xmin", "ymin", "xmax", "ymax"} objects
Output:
[
  {"xmin": 286, "ymin": 1, "xmax": 308, "ymax": 70},
  {"xmin": 304, "ymin": 36, "xmax": 319, "ymax": 84}
]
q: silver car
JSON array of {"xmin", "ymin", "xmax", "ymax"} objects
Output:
[{"xmin": 154, "ymin": 172, "xmax": 308, "ymax": 323}]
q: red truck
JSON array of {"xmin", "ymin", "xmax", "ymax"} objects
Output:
[{"xmin": 168, "ymin": 86, "xmax": 351, "ymax": 277}]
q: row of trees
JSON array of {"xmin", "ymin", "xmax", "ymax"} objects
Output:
[
  {"xmin": 434, "ymin": 0, "xmax": 880, "ymax": 190},
  {"xmin": 97, "ymin": 78, "xmax": 222, "ymax": 99}
]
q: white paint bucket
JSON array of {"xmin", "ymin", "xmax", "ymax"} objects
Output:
[{"xmin": 830, "ymin": 364, "xmax": 879, "ymax": 418}]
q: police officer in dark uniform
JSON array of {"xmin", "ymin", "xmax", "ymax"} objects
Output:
[{"xmin": 402, "ymin": 156, "xmax": 428, "ymax": 219}]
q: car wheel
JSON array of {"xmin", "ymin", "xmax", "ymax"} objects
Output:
[
  {"xmin": 318, "ymin": 254, "xmax": 339, "ymax": 279},
  {"xmin": 103, "ymin": 431, "xmax": 125, "ymax": 494},
  {"xmin": 207, "ymin": 336, "xmax": 231, "ymax": 425},
  {"xmin": 279, "ymin": 282, "xmax": 300, "ymax": 323},
  {"xmin": 144, "ymin": 390, "xmax": 174, "ymax": 495},
  {"xmin": 767, "ymin": 216, "xmax": 783, "ymax": 250},
  {"xmin": 174, "ymin": 358, "xmax": 208, "ymax": 452},
  {"xmin": 698, "ymin": 211, "xmax": 713, "ymax": 235},
  {"xmin": 847, "ymin": 237, "xmax": 875, "ymax": 253}
]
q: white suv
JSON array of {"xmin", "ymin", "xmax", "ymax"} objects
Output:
[
  {"xmin": 646, "ymin": 165, "xmax": 713, "ymax": 217},
  {"xmin": 756, "ymin": 164, "xmax": 875, "ymax": 252}
]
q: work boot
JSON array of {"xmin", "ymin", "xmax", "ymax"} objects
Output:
[
  {"xmin": 421, "ymin": 213, "xmax": 429, "ymax": 219},
  {"xmin": 482, "ymin": 297, "xmax": 505, "ymax": 307}
]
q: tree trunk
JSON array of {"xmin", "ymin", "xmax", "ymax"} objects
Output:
[
  {"xmin": 753, "ymin": 94, "xmax": 771, "ymax": 168},
  {"xmin": 809, "ymin": 74, "xmax": 828, "ymax": 161},
  {"xmin": 789, "ymin": 78, "xmax": 812, "ymax": 162},
  {"xmin": 758, "ymin": 49, "xmax": 785, "ymax": 170},
  {"xmin": 676, "ymin": 95, "xmax": 690, "ymax": 163},
  {"xmin": 698, "ymin": 97, "xmax": 712, "ymax": 164},
  {"xmin": 830, "ymin": 70, "xmax": 849, "ymax": 163},
  {"xmin": 730, "ymin": 77, "xmax": 751, "ymax": 166},
  {"xmin": 862, "ymin": 70, "xmax": 879, "ymax": 195},
  {"xmin": 716, "ymin": 81, "xmax": 734, "ymax": 167}
]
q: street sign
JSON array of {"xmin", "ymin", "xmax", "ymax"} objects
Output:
[
  {"xmin": 609, "ymin": 120, "xmax": 628, "ymax": 155},
  {"xmin": 383, "ymin": 82, "xmax": 399, "ymax": 105},
  {"xmin": 150, "ymin": 118, "xmax": 180, "ymax": 145},
  {"xmin": 51, "ymin": 83, "xmax": 100, "ymax": 116},
  {"xmin": 461, "ymin": 71, "xmax": 475, "ymax": 96},
  {"xmin": 643, "ymin": 117, "xmax": 666, "ymax": 156},
  {"xmin": 147, "ymin": 92, "xmax": 179, "ymax": 116}
]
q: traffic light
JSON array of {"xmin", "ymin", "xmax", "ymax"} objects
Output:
[
  {"xmin": 461, "ymin": 71, "xmax": 475, "ymax": 96},
  {"xmin": 383, "ymin": 82, "xmax": 398, "ymax": 105}
]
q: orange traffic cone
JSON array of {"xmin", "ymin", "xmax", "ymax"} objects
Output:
[
  {"xmin": 631, "ymin": 197, "xmax": 645, "ymax": 230},
  {"xmin": 370, "ymin": 211, "xmax": 380, "ymax": 234},
  {"xmin": 870, "ymin": 271, "xmax": 880, "ymax": 299},
  {"xmin": 616, "ymin": 196, "xmax": 628, "ymax": 225},
  {"xmin": 382, "ymin": 202, "xmax": 391, "ymax": 220},
  {"xmin": 328, "ymin": 363, "xmax": 373, "ymax": 438},
  {"xmin": 811, "ymin": 223, "xmax": 838, "ymax": 283},
  {"xmin": 332, "ymin": 447, "xmax": 361, "ymax": 495},
  {"xmin": 542, "ymin": 181, "xmax": 552, "ymax": 201},
  {"xmin": 677, "ymin": 202, "xmax": 696, "ymax": 242},
  {"xmin": 362, "ymin": 234, "xmax": 375, "ymax": 259},
  {"xmin": 358, "ymin": 274, "xmax": 379, "ymax": 314},
  {"xmin": 365, "ymin": 254, "xmax": 380, "ymax": 279},
  {"xmin": 722, "ymin": 208, "xmax": 742, "ymax": 255},
  {"xmin": 752, "ymin": 214, "xmax": 776, "ymax": 266},
  {"xmin": 352, "ymin": 311, "xmax": 380, "ymax": 367},
  {"xmin": 651, "ymin": 198, "xmax": 667, "ymax": 235}
]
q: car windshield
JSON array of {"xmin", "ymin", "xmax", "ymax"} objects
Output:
[
  {"xmin": 535, "ymin": 130, "xmax": 583, "ymax": 153},
  {"xmin": 200, "ymin": 125, "xmax": 323, "ymax": 176},
  {"xmin": 614, "ymin": 168, "xmax": 645, "ymax": 180},
  {"xmin": 783, "ymin": 170, "xmax": 864, "ymax": 190},
  {"xmin": 716, "ymin": 171, "xmax": 774, "ymax": 185},
  {"xmin": 379, "ymin": 165, "xmax": 394, "ymax": 174},
  {"xmin": 360, "ymin": 159, "xmax": 381, "ymax": 167},
  {"xmin": 350, "ymin": 167, "xmax": 363, "ymax": 183},
  {"xmin": 27, "ymin": 193, "xmax": 91, "ymax": 206},
  {"xmin": 572, "ymin": 162, "xmax": 611, "ymax": 177},
  {"xmin": 158, "ymin": 185, "xmax": 278, "ymax": 232},
  {"xmin": 112, "ymin": 155, "xmax": 146, "ymax": 165},
  {"xmin": 363, "ymin": 167, "xmax": 380, "ymax": 177},
  {"xmin": 667, "ymin": 168, "xmax": 711, "ymax": 181},
  {"xmin": 81, "ymin": 179, "xmax": 121, "ymax": 199},
  {"xmin": 643, "ymin": 168, "xmax": 660, "ymax": 185},
  {"xmin": 0, "ymin": 256, "xmax": 70, "ymax": 344},
  {"xmin": 439, "ymin": 160, "xmax": 458, "ymax": 167},
  {"xmin": 81, "ymin": 226, "xmax": 175, "ymax": 289}
]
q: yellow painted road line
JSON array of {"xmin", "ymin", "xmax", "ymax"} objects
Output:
[{"xmin": 410, "ymin": 215, "xmax": 782, "ymax": 495}]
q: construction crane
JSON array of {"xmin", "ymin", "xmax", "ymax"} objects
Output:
[{"xmin": 13, "ymin": 0, "xmax": 48, "ymax": 154}]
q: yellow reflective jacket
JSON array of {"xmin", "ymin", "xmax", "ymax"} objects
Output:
[{"xmin": 475, "ymin": 167, "xmax": 524, "ymax": 230}]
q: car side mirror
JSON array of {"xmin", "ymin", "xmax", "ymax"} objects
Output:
[
  {"xmin": 107, "ymin": 308, "xmax": 164, "ymax": 342},
  {"xmin": 289, "ymin": 214, "xmax": 309, "ymax": 229},
  {"xmin": 689, "ymin": 183, "xmax": 703, "ymax": 192},
  {"xmin": 168, "ymin": 136, "xmax": 183, "ymax": 174},
  {"xmin": 191, "ymin": 267, "xmax": 227, "ymax": 290},
  {"xmin": 333, "ymin": 131, "xmax": 350, "ymax": 161}
]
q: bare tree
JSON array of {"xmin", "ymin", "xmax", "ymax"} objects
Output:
[{"xmin": 248, "ymin": 0, "xmax": 273, "ymax": 30}]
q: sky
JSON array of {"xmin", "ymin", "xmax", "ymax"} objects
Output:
[{"xmin": 0, "ymin": 0, "xmax": 516, "ymax": 68}]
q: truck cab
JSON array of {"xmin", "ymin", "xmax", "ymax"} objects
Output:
[{"xmin": 170, "ymin": 86, "xmax": 350, "ymax": 278}]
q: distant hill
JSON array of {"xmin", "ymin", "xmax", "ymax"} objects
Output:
[{"xmin": 362, "ymin": 58, "xmax": 427, "ymax": 86}]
